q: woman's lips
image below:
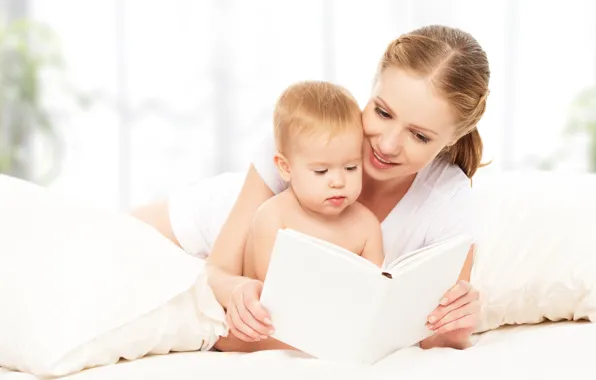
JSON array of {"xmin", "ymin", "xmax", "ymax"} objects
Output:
[{"xmin": 370, "ymin": 148, "xmax": 399, "ymax": 169}]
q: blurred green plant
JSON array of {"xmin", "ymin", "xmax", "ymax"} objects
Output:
[
  {"xmin": 0, "ymin": 17, "xmax": 84, "ymax": 183},
  {"xmin": 565, "ymin": 86, "xmax": 596, "ymax": 172}
]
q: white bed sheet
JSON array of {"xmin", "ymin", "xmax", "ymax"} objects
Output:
[{"xmin": 2, "ymin": 321, "xmax": 594, "ymax": 380}]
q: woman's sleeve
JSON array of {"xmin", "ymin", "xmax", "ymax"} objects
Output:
[
  {"xmin": 167, "ymin": 132, "xmax": 287, "ymax": 257},
  {"xmin": 251, "ymin": 132, "xmax": 288, "ymax": 194},
  {"xmin": 167, "ymin": 180, "xmax": 212, "ymax": 258},
  {"xmin": 424, "ymin": 185, "xmax": 479, "ymax": 246}
]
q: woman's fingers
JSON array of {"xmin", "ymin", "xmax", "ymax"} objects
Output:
[
  {"xmin": 236, "ymin": 300, "xmax": 271, "ymax": 337},
  {"xmin": 246, "ymin": 298, "xmax": 273, "ymax": 327},
  {"xmin": 238, "ymin": 283, "xmax": 273, "ymax": 334},
  {"xmin": 429, "ymin": 299, "xmax": 480, "ymax": 332},
  {"xmin": 227, "ymin": 280, "xmax": 273, "ymax": 341},
  {"xmin": 432, "ymin": 312, "xmax": 478, "ymax": 335},
  {"xmin": 242, "ymin": 281, "xmax": 274, "ymax": 328},
  {"xmin": 228, "ymin": 302, "xmax": 262, "ymax": 341},
  {"xmin": 439, "ymin": 280, "xmax": 473, "ymax": 306},
  {"xmin": 427, "ymin": 287, "xmax": 478, "ymax": 325},
  {"xmin": 226, "ymin": 311, "xmax": 254, "ymax": 342}
]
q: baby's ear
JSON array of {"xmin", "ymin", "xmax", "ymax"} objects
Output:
[{"xmin": 273, "ymin": 153, "xmax": 291, "ymax": 182}]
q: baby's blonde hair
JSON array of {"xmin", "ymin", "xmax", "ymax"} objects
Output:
[{"xmin": 273, "ymin": 81, "xmax": 362, "ymax": 155}]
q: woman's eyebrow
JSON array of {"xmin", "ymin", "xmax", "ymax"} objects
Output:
[
  {"xmin": 376, "ymin": 96, "xmax": 438, "ymax": 136},
  {"xmin": 375, "ymin": 96, "xmax": 396, "ymax": 115}
]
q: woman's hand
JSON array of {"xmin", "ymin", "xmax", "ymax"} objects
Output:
[
  {"xmin": 226, "ymin": 279, "xmax": 274, "ymax": 342},
  {"xmin": 422, "ymin": 280, "xmax": 480, "ymax": 349}
]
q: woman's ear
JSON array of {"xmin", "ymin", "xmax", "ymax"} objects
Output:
[{"xmin": 274, "ymin": 153, "xmax": 291, "ymax": 182}]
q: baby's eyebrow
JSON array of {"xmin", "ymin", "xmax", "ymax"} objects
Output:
[{"xmin": 308, "ymin": 161, "xmax": 329, "ymax": 167}]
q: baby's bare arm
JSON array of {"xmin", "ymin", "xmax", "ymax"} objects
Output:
[{"xmin": 359, "ymin": 209, "xmax": 385, "ymax": 267}]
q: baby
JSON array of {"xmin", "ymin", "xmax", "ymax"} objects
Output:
[{"xmin": 242, "ymin": 81, "xmax": 384, "ymax": 284}]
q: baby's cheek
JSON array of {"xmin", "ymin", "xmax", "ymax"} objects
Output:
[{"xmin": 349, "ymin": 177, "xmax": 363, "ymax": 197}]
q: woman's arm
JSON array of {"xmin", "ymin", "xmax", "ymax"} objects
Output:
[
  {"xmin": 130, "ymin": 164, "xmax": 278, "ymax": 342},
  {"xmin": 131, "ymin": 165, "xmax": 274, "ymax": 303},
  {"xmin": 418, "ymin": 183, "xmax": 480, "ymax": 350},
  {"xmin": 204, "ymin": 165, "xmax": 275, "ymax": 306}
]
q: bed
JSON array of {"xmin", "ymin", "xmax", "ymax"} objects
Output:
[
  {"xmin": 1, "ymin": 170, "xmax": 595, "ymax": 379},
  {"xmin": 1, "ymin": 321, "xmax": 593, "ymax": 379}
]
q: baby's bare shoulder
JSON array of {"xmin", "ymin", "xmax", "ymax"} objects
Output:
[
  {"xmin": 346, "ymin": 202, "xmax": 381, "ymax": 230},
  {"xmin": 253, "ymin": 189, "xmax": 292, "ymax": 224},
  {"xmin": 348, "ymin": 201, "xmax": 378, "ymax": 221}
]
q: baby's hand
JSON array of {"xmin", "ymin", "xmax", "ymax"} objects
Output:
[{"xmin": 227, "ymin": 279, "xmax": 274, "ymax": 342}]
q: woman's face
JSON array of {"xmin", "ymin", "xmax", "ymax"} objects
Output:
[{"xmin": 361, "ymin": 66, "xmax": 459, "ymax": 183}]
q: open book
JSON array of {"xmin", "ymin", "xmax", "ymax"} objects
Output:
[{"xmin": 259, "ymin": 229, "xmax": 472, "ymax": 365}]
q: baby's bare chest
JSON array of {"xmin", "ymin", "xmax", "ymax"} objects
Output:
[{"xmin": 283, "ymin": 215, "xmax": 368, "ymax": 255}]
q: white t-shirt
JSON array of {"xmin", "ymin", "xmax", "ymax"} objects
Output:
[{"xmin": 168, "ymin": 134, "xmax": 477, "ymax": 264}]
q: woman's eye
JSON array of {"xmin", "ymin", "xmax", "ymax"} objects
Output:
[
  {"xmin": 414, "ymin": 132, "xmax": 430, "ymax": 144},
  {"xmin": 314, "ymin": 169, "xmax": 328, "ymax": 175},
  {"xmin": 374, "ymin": 106, "xmax": 391, "ymax": 119}
]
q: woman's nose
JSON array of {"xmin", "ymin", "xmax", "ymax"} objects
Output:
[{"xmin": 378, "ymin": 125, "xmax": 403, "ymax": 156}]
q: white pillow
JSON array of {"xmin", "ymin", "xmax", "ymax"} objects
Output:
[
  {"xmin": 471, "ymin": 170, "xmax": 596, "ymax": 333},
  {"xmin": 0, "ymin": 175, "xmax": 228, "ymax": 377}
]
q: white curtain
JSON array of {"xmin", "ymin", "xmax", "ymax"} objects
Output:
[{"xmin": 30, "ymin": 0, "xmax": 596, "ymax": 209}]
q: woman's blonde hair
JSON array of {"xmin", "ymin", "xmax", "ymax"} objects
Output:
[
  {"xmin": 378, "ymin": 25, "xmax": 490, "ymax": 178},
  {"xmin": 273, "ymin": 81, "xmax": 362, "ymax": 155}
]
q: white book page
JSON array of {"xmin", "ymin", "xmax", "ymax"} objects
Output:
[
  {"xmin": 385, "ymin": 235, "xmax": 472, "ymax": 274},
  {"xmin": 260, "ymin": 229, "xmax": 386, "ymax": 362},
  {"xmin": 364, "ymin": 235, "xmax": 472, "ymax": 363}
]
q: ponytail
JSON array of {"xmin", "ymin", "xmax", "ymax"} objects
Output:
[{"xmin": 444, "ymin": 128, "xmax": 485, "ymax": 179}]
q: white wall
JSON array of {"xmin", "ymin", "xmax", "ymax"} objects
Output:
[{"xmin": 25, "ymin": 0, "xmax": 596, "ymax": 209}]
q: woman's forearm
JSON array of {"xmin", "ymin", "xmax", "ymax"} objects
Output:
[
  {"xmin": 204, "ymin": 165, "xmax": 275, "ymax": 308},
  {"xmin": 214, "ymin": 332, "xmax": 295, "ymax": 352},
  {"xmin": 420, "ymin": 333, "xmax": 472, "ymax": 350},
  {"xmin": 206, "ymin": 264, "xmax": 252, "ymax": 309}
]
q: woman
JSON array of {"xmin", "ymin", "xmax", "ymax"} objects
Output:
[{"xmin": 132, "ymin": 24, "xmax": 489, "ymax": 351}]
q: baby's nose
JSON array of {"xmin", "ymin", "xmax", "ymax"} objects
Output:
[{"xmin": 329, "ymin": 173, "xmax": 345, "ymax": 188}]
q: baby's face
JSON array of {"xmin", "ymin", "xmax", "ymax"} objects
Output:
[{"xmin": 287, "ymin": 129, "xmax": 363, "ymax": 216}]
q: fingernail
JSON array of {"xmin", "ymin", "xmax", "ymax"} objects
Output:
[
  {"xmin": 440, "ymin": 298, "xmax": 448, "ymax": 305},
  {"xmin": 428, "ymin": 316, "xmax": 437, "ymax": 323},
  {"xmin": 264, "ymin": 318, "xmax": 272, "ymax": 325},
  {"xmin": 269, "ymin": 330, "xmax": 275, "ymax": 335},
  {"xmin": 261, "ymin": 335, "xmax": 268, "ymax": 340}
]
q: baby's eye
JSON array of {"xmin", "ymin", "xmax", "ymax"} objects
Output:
[
  {"xmin": 314, "ymin": 169, "xmax": 328, "ymax": 175},
  {"xmin": 345, "ymin": 165, "xmax": 358, "ymax": 171}
]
